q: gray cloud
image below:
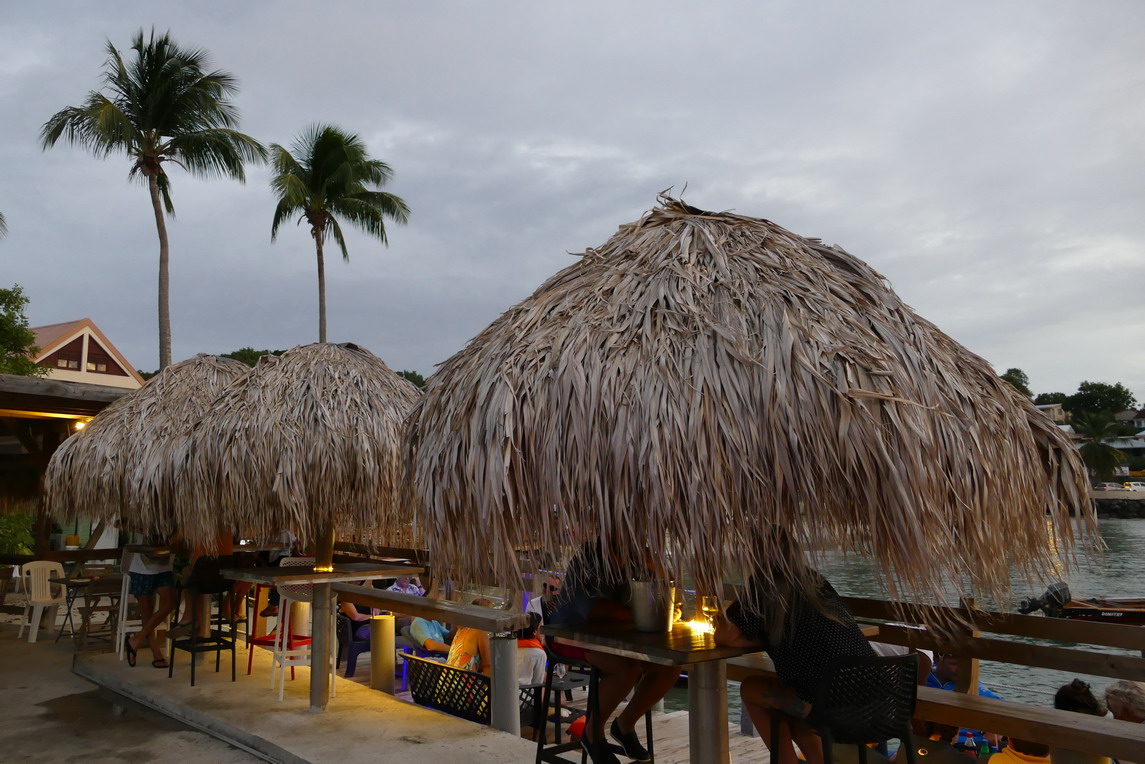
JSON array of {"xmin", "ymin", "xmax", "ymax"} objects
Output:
[{"xmin": 2, "ymin": 1, "xmax": 1143, "ymax": 402}]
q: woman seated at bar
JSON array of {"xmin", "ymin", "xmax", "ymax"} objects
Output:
[
  {"xmin": 713, "ymin": 526, "xmax": 878, "ymax": 764},
  {"xmin": 548, "ymin": 540, "xmax": 681, "ymax": 764}
]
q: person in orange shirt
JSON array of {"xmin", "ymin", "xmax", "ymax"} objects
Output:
[
  {"xmin": 446, "ymin": 597, "xmax": 493, "ymax": 675},
  {"xmin": 986, "ymin": 739, "xmax": 1050, "ymax": 764}
]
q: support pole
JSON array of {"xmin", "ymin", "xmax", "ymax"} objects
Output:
[
  {"xmin": 490, "ymin": 635, "xmax": 520, "ymax": 735},
  {"xmin": 689, "ymin": 660, "xmax": 729, "ymax": 764},
  {"xmin": 309, "ymin": 524, "xmax": 335, "ymax": 713},
  {"xmin": 370, "ymin": 613, "xmax": 395, "ymax": 694}
]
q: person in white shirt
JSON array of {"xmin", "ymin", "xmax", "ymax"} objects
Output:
[{"xmin": 125, "ymin": 548, "xmax": 176, "ymax": 669}]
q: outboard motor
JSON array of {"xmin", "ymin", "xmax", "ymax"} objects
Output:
[{"xmin": 1018, "ymin": 582, "xmax": 1072, "ymax": 616}]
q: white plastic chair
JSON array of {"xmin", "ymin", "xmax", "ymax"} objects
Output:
[
  {"xmin": 271, "ymin": 556, "xmax": 337, "ymax": 701},
  {"xmin": 17, "ymin": 561, "xmax": 66, "ymax": 643}
]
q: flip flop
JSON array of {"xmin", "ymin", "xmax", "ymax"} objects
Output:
[
  {"xmin": 152, "ymin": 658, "xmax": 169, "ymax": 669},
  {"xmin": 124, "ymin": 635, "xmax": 137, "ymax": 667}
]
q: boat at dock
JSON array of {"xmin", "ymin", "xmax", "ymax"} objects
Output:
[{"xmin": 1019, "ymin": 582, "xmax": 1145, "ymax": 625}]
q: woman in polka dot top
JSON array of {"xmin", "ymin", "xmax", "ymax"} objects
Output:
[{"xmin": 714, "ymin": 530, "xmax": 878, "ymax": 764}]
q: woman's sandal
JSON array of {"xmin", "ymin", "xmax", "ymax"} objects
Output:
[
  {"xmin": 151, "ymin": 658, "xmax": 169, "ymax": 669},
  {"xmin": 124, "ymin": 636, "xmax": 137, "ymax": 667}
]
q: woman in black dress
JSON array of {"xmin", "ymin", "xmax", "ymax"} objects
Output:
[{"xmin": 714, "ymin": 530, "xmax": 876, "ymax": 764}]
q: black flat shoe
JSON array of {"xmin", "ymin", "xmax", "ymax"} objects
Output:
[
  {"xmin": 580, "ymin": 736, "xmax": 622, "ymax": 764},
  {"xmin": 124, "ymin": 635, "xmax": 137, "ymax": 667},
  {"xmin": 610, "ymin": 719, "xmax": 651, "ymax": 762}
]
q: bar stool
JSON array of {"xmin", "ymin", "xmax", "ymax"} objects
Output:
[
  {"xmin": 168, "ymin": 554, "xmax": 238, "ymax": 687},
  {"xmin": 534, "ymin": 649, "xmax": 654, "ymax": 764},
  {"xmin": 270, "ymin": 556, "xmax": 336, "ymax": 701}
]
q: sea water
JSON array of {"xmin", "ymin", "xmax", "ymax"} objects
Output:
[{"xmin": 665, "ymin": 517, "xmax": 1145, "ymax": 720}]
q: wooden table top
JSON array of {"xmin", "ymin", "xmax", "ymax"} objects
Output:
[
  {"xmin": 543, "ymin": 622, "xmax": 881, "ymax": 668},
  {"xmin": 543, "ymin": 622, "xmax": 759, "ymax": 667},
  {"xmin": 221, "ymin": 561, "xmax": 424, "ymax": 585}
]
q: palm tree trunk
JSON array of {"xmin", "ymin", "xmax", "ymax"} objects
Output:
[
  {"xmin": 315, "ymin": 232, "xmax": 327, "ymax": 343},
  {"xmin": 148, "ymin": 175, "xmax": 173, "ymax": 369}
]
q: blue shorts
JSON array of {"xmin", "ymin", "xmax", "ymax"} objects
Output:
[{"xmin": 129, "ymin": 570, "xmax": 174, "ymax": 596}]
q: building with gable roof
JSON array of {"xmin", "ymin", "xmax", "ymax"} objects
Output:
[{"xmin": 30, "ymin": 318, "xmax": 144, "ymax": 389}]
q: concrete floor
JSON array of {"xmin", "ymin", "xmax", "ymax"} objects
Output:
[{"xmin": 0, "ymin": 622, "xmax": 257, "ymax": 764}]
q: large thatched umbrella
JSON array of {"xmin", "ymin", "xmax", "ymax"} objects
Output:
[
  {"xmin": 44, "ymin": 353, "xmax": 250, "ymax": 535},
  {"xmin": 166, "ymin": 342, "xmax": 420, "ymax": 711},
  {"xmin": 406, "ymin": 196, "xmax": 1092, "ymax": 608}
]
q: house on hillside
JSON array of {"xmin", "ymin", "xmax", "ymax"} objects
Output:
[
  {"xmin": 31, "ymin": 318, "xmax": 144, "ymax": 390},
  {"xmin": 1036, "ymin": 403, "xmax": 1069, "ymax": 424}
]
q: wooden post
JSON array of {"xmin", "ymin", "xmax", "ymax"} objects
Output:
[
  {"xmin": 370, "ymin": 613, "xmax": 396, "ymax": 694},
  {"xmin": 955, "ymin": 597, "xmax": 981, "ymax": 695},
  {"xmin": 309, "ymin": 523, "xmax": 335, "ymax": 713}
]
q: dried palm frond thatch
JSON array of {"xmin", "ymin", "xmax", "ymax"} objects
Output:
[
  {"xmin": 44, "ymin": 354, "xmax": 250, "ymax": 535},
  {"xmin": 406, "ymin": 195, "xmax": 1093, "ymax": 609},
  {"xmin": 166, "ymin": 342, "xmax": 421, "ymax": 549}
]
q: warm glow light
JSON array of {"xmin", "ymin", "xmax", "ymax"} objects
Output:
[
  {"xmin": 73, "ymin": 420, "xmax": 86, "ymax": 430},
  {"xmin": 314, "ymin": 565, "xmax": 334, "ymax": 573},
  {"xmin": 684, "ymin": 619, "xmax": 714, "ymax": 634}
]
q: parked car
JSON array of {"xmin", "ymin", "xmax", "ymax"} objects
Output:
[
  {"xmin": 1093, "ymin": 482, "xmax": 1123, "ymax": 491},
  {"xmin": 1122, "ymin": 482, "xmax": 1145, "ymax": 491}
]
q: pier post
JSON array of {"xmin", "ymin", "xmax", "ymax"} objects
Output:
[
  {"xmin": 370, "ymin": 613, "xmax": 395, "ymax": 694},
  {"xmin": 491, "ymin": 635, "xmax": 520, "ymax": 735}
]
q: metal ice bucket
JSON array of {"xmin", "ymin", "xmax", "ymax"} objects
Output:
[{"xmin": 630, "ymin": 579, "xmax": 675, "ymax": 633}]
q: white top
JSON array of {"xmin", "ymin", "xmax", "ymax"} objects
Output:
[
  {"xmin": 526, "ymin": 595, "xmax": 545, "ymax": 622},
  {"xmin": 128, "ymin": 551, "xmax": 172, "ymax": 575}
]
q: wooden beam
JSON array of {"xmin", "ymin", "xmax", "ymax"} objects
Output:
[
  {"xmin": 843, "ymin": 596, "xmax": 1145, "ymax": 652},
  {"xmin": 872, "ymin": 623, "xmax": 1145, "ymax": 683},
  {"xmin": 332, "ymin": 582, "xmax": 529, "ymax": 632}
]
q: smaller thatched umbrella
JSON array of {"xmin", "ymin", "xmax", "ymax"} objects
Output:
[
  {"xmin": 44, "ymin": 354, "xmax": 250, "ymax": 535},
  {"xmin": 164, "ymin": 342, "xmax": 420, "ymax": 711},
  {"xmin": 165, "ymin": 342, "xmax": 421, "ymax": 550},
  {"xmin": 406, "ymin": 196, "xmax": 1093, "ymax": 612}
]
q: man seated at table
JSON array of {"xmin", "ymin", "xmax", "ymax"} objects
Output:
[
  {"xmin": 387, "ymin": 575, "xmax": 425, "ymax": 596},
  {"xmin": 409, "ymin": 615, "xmax": 452, "ymax": 654},
  {"xmin": 927, "ymin": 652, "xmax": 1002, "ymax": 750},
  {"xmin": 548, "ymin": 540, "xmax": 680, "ymax": 764},
  {"xmin": 526, "ymin": 574, "xmax": 562, "ymax": 624}
]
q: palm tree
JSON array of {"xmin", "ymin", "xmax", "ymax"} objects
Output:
[
  {"xmin": 270, "ymin": 125, "xmax": 409, "ymax": 342},
  {"xmin": 0, "ymin": 211, "xmax": 7, "ymax": 239},
  {"xmin": 41, "ymin": 29, "xmax": 265, "ymax": 369},
  {"xmin": 1072, "ymin": 411, "xmax": 1125, "ymax": 482}
]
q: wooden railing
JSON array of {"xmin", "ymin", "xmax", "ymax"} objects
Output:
[{"xmin": 836, "ymin": 596, "xmax": 1145, "ymax": 759}]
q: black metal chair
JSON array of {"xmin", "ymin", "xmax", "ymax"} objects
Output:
[
  {"xmin": 336, "ymin": 613, "xmax": 372, "ymax": 678},
  {"xmin": 168, "ymin": 554, "xmax": 238, "ymax": 687},
  {"xmin": 770, "ymin": 653, "xmax": 919, "ymax": 764}
]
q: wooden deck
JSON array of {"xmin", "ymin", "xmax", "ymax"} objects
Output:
[{"xmin": 340, "ymin": 652, "xmax": 771, "ymax": 763}]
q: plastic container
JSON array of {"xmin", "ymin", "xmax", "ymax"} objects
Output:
[{"xmin": 630, "ymin": 580, "xmax": 675, "ymax": 633}]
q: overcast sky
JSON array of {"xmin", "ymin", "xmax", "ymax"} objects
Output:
[{"xmin": 2, "ymin": 1, "xmax": 1143, "ymax": 400}]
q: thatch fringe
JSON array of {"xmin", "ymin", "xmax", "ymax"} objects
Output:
[
  {"xmin": 166, "ymin": 343, "xmax": 422, "ymax": 550},
  {"xmin": 44, "ymin": 354, "xmax": 250, "ymax": 534},
  {"xmin": 405, "ymin": 196, "xmax": 1093, "ymax": 611}
]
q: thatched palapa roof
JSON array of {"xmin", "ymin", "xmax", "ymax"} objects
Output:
[
  {"xmin": 44, "ymin": 354, "xmax": 250, "ymax": 534},
  {"xmin": 166, "ymin": 342, "xmax": 421, "ymax": 548},
  {"xmin": 406, "ymin": 196, "xmax": 1092, "ymax": 606}
]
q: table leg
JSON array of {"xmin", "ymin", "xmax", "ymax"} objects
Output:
[
  {"xmin": 55, "ymin": 586, "xmax": 78, "ymax": 644},
  {"xmin": 688, "ymin": 660, "xmax": 729, "ymax": 764}
]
